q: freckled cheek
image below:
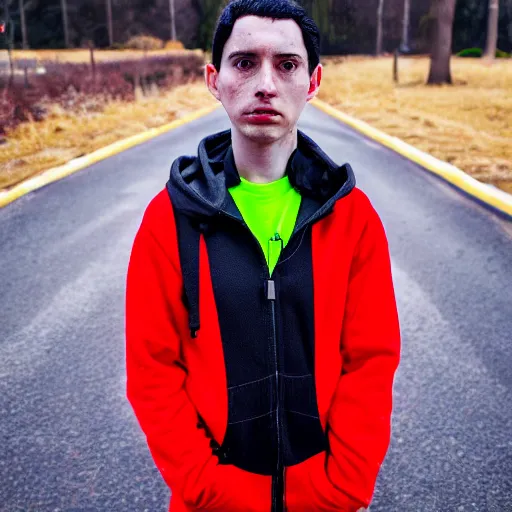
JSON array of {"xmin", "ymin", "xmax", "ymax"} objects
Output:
[{"xmin": 222, "ymin": 84, "xmax": 247, "ymax": 110}]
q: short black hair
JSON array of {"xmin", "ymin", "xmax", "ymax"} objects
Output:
[{"xmin": 211, "ymin": 0, "xmax": 320, "ymax": 77}]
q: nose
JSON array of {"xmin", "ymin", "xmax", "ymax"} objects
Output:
[{"xmin": 255, "ymin": 61, "xmax": 277, "ymax": 98}]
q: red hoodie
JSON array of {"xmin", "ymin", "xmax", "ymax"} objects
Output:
[{"xmin": 126, "ymin": 129, "xmax": 401, "ymax": 512}]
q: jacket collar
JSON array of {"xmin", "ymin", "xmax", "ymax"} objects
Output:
[{"xmin": 222, "ymin": 130, "xmax": 353, "ymax": 204}]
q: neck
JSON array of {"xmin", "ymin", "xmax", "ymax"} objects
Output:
[{"xmin": 231, "ymin": 126, "xmax": 298, "ymax": 184}]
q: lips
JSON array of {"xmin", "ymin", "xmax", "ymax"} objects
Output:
[{"xmin": 246, "ymin": 108, "xmax": 281, "ymax": 116}]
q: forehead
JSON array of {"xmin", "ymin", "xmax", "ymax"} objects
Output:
[{"xmin": 223, "ymin": 15, "xmax": 307, "ymax": 58}]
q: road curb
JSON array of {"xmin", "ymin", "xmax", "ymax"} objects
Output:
[
  {"xmin": 310, "ymin": 97, "xmax": 512, "ymax": 221},
  {"xmin": 0, "ymin": 103, "xmax": 221, "ymax": 209}
]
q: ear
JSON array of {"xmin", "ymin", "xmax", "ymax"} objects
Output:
[
  {"xmin": 306, "ymin": 63, "xmax": 322, "ymax": 102},
  {"xmin": 205, "ymin": 63, "xmax": 221, "ymax": 101}
]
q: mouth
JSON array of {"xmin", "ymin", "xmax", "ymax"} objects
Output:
[{"xmin": 245, "ymin": 108, "xmax": 281, "ymax": 116}]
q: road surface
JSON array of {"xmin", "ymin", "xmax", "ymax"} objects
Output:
[{"xmin": 1, "ymin": 105, "xmax": 511, "ymax": 511}]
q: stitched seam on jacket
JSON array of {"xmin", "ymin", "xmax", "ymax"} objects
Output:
[
  {"xmin": 227, "ymin": 374, "xmax": 274, "ymax": 390},
  {"xmin": 228, "ymin": 410, "xmax": 275, "ymax": 425}
]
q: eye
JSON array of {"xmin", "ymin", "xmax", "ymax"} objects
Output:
[
  {"xmin": 236, "ymin": 59, "xmax": 253, "ymax": 70},
  {"xmin": 281, "ymin": 61, "xmax": 297, "ymax": 72}
]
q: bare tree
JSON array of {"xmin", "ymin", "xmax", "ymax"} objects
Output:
[
  {"xmin": 508, "ymin": 0, "xmax": 512, "ymax": 44},
  {"xmin": 106, "ymin": 0, "xmax": 113, "ymax": 46},
  {"xmin": 60, "ymin": 0, "xmax": 70, "ymax": 47},
  {"xmin": 483, "ymin": 0, "xmax": 499, "ymax": 61},
  {"xmin": 169, "ymin": 0, "xmax": 177, "ymax": 40},
  {"xmin": 427, "ymin": 0, "xmax": 457, "ymax": 85},
  {"xmin": 19, "ymin": 0, "xmax": 28, "ymax": 48},
  {"xmin": 400, "ymin": 0, "xmax": 411, "ymax": 52},
  {"xmin": 376, "ymin": 0, "xmax": 384, "ymax": 55},
  {"xmin": 3, "ymin": 0, "xmax": 15, "ymax": 79}
]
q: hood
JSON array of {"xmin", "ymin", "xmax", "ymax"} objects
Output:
[
  {"xmin": 166, "ymin": 129, "xmax": 356, "ymax": 341},
  {"xmin": 166, "ymin": 128, "xmax": 355, "ymax": 220}
]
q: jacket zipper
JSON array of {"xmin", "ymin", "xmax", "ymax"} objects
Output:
[
  {"xmin": 220, "ymin": 212, "xmax": 312, "ymax": 512},
  {"xmin": 268, "ymin": 278, "xmax": 284, "ymax": 512}
]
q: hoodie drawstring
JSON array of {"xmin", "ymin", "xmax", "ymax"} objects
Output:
[{"xmin": 175, "ymin": 213, "xmax": 205, "ymax": 339}]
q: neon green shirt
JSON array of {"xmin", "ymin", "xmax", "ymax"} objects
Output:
[{"xmin": 229, "ymin": 175, "xmax": 302, "ymax": 276}]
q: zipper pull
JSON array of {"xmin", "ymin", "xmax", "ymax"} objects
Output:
[
  {"xmin": 266, "ymin": 279, "xmax": 276, "ymax": 301},
  {"xmin": 268, "ymin": 233, "xmax": 284, "ymax": 275},
  {"xmin": 270, "ymin": 233, "xmax": 283, "ymax": 246}
]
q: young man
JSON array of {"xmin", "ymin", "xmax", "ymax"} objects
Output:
[{"xmin": 125, "ymin": 1, "xmax": 401, "ymax": 511}]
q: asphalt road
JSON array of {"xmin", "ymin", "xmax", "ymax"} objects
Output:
[{"xmin": 1, "ymin": 105, "xmax": 511, "ymax": 512}]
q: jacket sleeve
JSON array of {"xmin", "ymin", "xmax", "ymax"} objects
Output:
[
  {"xmin": 325, "ymin": 202, "xmax": 401, "ymax": 509},
  {"xmin": 125, "ymin": 208, "xmax": 271, "ymax": 512}
]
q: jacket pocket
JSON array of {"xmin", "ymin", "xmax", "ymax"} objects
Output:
[
  {"xmin": 183, "ymin": 458, "xmax": 272, "ymax": 512},
  {"xmin": 285, "ymin": 451, "xmax": 365, "ymax": 512}
]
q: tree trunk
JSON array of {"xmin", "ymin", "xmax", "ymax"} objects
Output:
[
  {"xmin": 8, "ymin": 47, "xmax": 14, "ymax": 84},
  {"xmin": 89, "ymin": 41, "xmax": 96, "ymax": 78},
  {"xmin": 19, "ymin": 0, "xmax": 29, "ymax": 49},
  {"xmin": 427, "ymin": 0, "xmax": 457, "ymax": 85},
  {"xmin": 483, "ymin": 0, "xmax": 499, "ymax": 61},
  {"xmin": 508, "ymin": 0, "xmax": 512, "ymax": 45},
  {"xmin": 400, "ymin": 0, "xmax": 411, "ymax": 52},
  {"xmin": 311, "ymin": 0, "xmax": 331, "ymax": 37},
  {"xmin": 376, "ymin": 0, "xmax": 384, "ymax": 55},
  {"xmin": 106, "ymin": 0, "xmax": 114, "ymax": 47},
  {"xmin": 60, "ymin": 0, "xmax": 70, "ymax": 48},
  {"xmin": 393, "ymin": 48, "xmax": 399, "ymax": 82},
  {"xmin": 169, "ymin": 0, "xmax": 177, "ymax": 40},
  {"xmin": 5, "ymin": 1, "xmax": 14, "ymax": 82}
]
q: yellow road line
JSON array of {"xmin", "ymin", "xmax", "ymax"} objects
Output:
[
  {"xmin": 310, "ymin": 97, "xmax": 512, "ymax": 220},
  {"xmin": 0, "ymin": 103, "xmax": 221, "ymax": 209}
]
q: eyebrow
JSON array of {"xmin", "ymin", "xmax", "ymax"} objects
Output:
[{"xmin": 227, "ymin": 51, "xmax": 304, "ymax": 61}]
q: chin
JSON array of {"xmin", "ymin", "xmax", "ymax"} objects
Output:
[{"xmin": 236, "ymin": 122, "xmax": 289, "ymax": 144}]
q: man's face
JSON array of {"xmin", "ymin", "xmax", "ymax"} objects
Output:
[{"xmin": 206, "ymin": 15, "xmax": 321, "ymax": 144}]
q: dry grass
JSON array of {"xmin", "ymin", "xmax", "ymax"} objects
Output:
[
  {"xmin": 7, "ymin": 48, "xmax": 203, "ymax": 64},
  {"xmin": 0, "ymin": 81, "xmax": 217, "ymax": 189},
  {"xmin": 319, "ymin": 56, "xmax": 512, "ymax": 194},
  {"xmin": 2, "ymin": 55, "xmax": 511, "ymax": 194}
]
